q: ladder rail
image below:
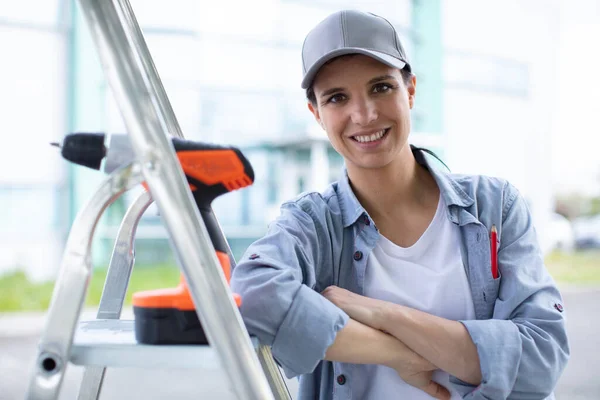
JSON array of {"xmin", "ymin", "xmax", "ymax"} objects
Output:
[
  {"xmin": 77, "ymin": 191, "xmax": 152, "ymax": 400},
  {"xmin": 93, "ymin": 0, "xmax": 289, "ymax": 395},
  {"xmin": 220, "ymin": 221, "xmax": 293, "ymax": 400},
  {"xmin": 216, "ymin": 211, "xmax": 292, "ymax": 400},
  {"xmin": 116, "ymin": 0, "xmax": 182, "ymax": 139},
  {"xmin": 78, "ymin": 0, "xmax": 275, "ymax": 398},
  {"xmin": 79, "ymin": 189, "xmax": 292, "ymax": 400},
  {"xmin": 257, "ymin": 345, "xmax": 293, "ymax": 400},
  {"xmin": 96, "ymin": 190, "xmax": 152, "ymax": 320},
  {"xmin": 26, "ymin": 164, "xmax": 144, "ymax": 400}
]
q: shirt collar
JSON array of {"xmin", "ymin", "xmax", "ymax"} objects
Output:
[{"xmin": 337, "ymin": 145, "xmax": 474, "ymax": 228}]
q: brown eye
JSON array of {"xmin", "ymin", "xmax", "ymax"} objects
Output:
[
  {"xmin": 327, "ymin": 93, "xmax": 346, "ymax": 104},
  {"xmin": 372, "ymin": 83, "xmax": 394, "ymax": 93}
]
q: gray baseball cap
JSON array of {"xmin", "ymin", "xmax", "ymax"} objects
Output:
[{"xmin": 301, "ymin": 10, "xmax": 411, "ymax": 89}]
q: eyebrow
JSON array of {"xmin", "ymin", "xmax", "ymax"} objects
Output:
[
  {"xmin": 368, "ymin": 74, "xmax": 397, "ymax": 84},
  {"xmin": 320, "ymin": 87, "xmax": 344, "ymax": 98},
  {"xmin": 318, "ymin": 75, "xmax": 398, "ymax": 98}
]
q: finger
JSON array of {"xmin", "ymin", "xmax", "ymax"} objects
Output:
[
  {"xmin": 321, "ymin": 285, "xmax": 338, "ymax": 295},
  {"xmin": 423, "ymin": 381, "xmax": 451, "ymax": 400}
]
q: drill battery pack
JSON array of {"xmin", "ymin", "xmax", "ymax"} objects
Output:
[
  {"xmin": 132, "ymin": 260, "xmax": 242, "ymax": 345},
  {"xmin": 133, "ymin": 306, "xmax": 209, "ymax": 345}
]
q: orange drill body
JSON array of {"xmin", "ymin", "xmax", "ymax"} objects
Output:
[{"xmin": 132, "ymin": 138, "xmax": 254, "ymax": 345}]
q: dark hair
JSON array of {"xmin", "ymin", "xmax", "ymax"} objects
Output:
[{"xmin": 306, "ymin": 65, "xmax": 413, "ymax": 105}]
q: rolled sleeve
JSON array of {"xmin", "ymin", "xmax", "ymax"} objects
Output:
[
  {"xmin": 231, "ymin": 199, "xmax": 347, "ymax": 378},
  {"xmin": 454, "ymin": 184, "xmax": 569, "ymax": 399},
  {"xmin": 273, "ymin": 285, "xmax": 349, "ymax": 377},
  {"xmin": 458, "ymin": 319, "xmax": 522, "ymax": 399}
]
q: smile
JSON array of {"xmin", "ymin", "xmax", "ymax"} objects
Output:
[{"xmin": 351, "ymin": 128, "xmax": 390, "ymax": 143}]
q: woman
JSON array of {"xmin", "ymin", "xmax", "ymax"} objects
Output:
[{"xmin": 231, "ymin": 10, "xmax": 569, "ymax": 400}]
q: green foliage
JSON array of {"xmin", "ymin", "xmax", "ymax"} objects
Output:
[
  {"xmin": 589, "ymin": 197, "xmax": 600, "ymax": 216},
  {"xmin": 545, "ymin": 250, "xmax": 600, "ymax": 284},
  {"xmin": 1, "ymin": 252, "xmax": 599, "ymax": 312},
  {"xmin": 0, "ymin": 264, "xmax": 180, "ymax": 312},
  {"xmin": 0, "ymin": 271, "xmax": 55, "ymax": 311}
]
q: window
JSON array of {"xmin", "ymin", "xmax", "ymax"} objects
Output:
[
  {"xmin": 445, "ymin": 51, "xmax": 530, "ymax": 97},
  {"xmin": 200, "ymin": 92, "xmax": 284, "ymax": 143},
  {"xmin": 0, "ymin": 0, "xmax": 63, "ymax": 25},
  {"xmin": 0, "ymin": 26, "xmax": 65, "ymax": 185}
]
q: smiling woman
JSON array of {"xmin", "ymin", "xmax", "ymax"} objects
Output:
[
  {"xmin": 307, "ymin": 56, "xmax": 416, "ymax": 174},
  {"xmin": 231, "ymin": 9, "xmax": 569, "ymax": 400}
]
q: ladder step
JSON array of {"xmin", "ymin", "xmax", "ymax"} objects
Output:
[{"xmin": 70, "ymin": 319, "xmax": 260, "ymax": 369}]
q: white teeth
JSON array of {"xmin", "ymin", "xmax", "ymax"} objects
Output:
[{"xmin": 355, "ymin": 129, "xmax": 386, "ymax": 143}]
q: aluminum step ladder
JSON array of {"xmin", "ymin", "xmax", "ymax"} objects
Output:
[{"xmin": 26, "ymin": 0, "xmax": 291, "ymax": 399}]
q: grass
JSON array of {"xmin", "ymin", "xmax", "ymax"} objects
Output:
[
  {"xmin": 0, "ymin": 251, "xmax": 599, "ymax": 312},
  {"xmin": 0, "ymin": 264, "xmax": 180, "ymax": 312},
  {"xmin": 545, "ymin": 250, "xmax": 600, "ymax": 285}
]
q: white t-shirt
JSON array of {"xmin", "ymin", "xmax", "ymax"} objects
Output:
[{"xmin": 352, "ymin": 195, "xmax": 476, "ymax": 400}]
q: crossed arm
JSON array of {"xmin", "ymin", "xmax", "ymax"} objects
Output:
[{"xmin": 322, "ymin": 286, "xmax": 481, "ymax": 397}]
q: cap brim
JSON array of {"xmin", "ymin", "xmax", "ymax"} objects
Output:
[{"xmin": 301, "ymin": 48, "xmax": 407, "ymax": 89}]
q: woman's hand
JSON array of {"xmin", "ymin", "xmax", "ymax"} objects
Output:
[
  {"xmin": 394, "ymin": 367, "xmax": 451, "ymax": 400},
  {"xmin": 322, "ymin": 285, "xmax": 388, "ymax": 329}
]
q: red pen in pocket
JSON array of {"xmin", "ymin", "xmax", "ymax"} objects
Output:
[{"xmin": 490, "ymin": 225, "xmax": 499, "ymax": 279}]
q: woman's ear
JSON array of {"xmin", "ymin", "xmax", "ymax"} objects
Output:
[
  {"xmin": 308, "ymin": 102, "xmax": 324, "ymax": 129},
  {"xmin": 407, "ymin": 75, "xmax": 417, "ymax": 109}
]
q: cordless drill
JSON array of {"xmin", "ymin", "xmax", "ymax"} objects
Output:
[{"xmin": 55, "ymin": 132, "xmax": 253, "ymax": 344}]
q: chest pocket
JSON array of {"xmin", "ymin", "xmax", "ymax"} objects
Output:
[{"xmin": 464, "ymin": 216, "xmax": 502, "ymax": 320}]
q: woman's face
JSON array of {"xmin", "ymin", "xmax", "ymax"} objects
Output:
[{"xmin": 308, "ymin": 54, "xmax": 416, "ymax": 171}]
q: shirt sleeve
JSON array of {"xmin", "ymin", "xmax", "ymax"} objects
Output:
[
  {"xmin": 458, "ymin": 183, "xmax": 570, "ymax": 399},
  {"xmin": 230, "ymin": 200, "xmax": 349, "ymax": 378}
]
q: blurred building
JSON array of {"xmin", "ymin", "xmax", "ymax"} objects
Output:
[
  {"xmin": 0, "ymin": 1, "xmax": 69, "ymax": 281},
  {"xmin": 0, "ymin": 0, "xmax": 560, "ymax": 280},
  {"xmin": 442, "ymin": 0, "xmax": 560, "ymax": 254}
]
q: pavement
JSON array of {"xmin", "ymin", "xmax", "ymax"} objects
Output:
[
  {"xmin": 0, "ymin": 309, "xmax": 298, "ymax": 400},
  {"xmin": 1, "ymin": 285, "xmax": 598, "ymax": 400}
]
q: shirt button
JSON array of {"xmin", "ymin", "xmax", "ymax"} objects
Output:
[
  {"xmin": 363, "ymin": 215, "xmax": 371, "ymax": 226},
  {"xmin": 353, "ymin": 251, "xmax": 363, "ymax": 261},
  {"xmin": 336, "ymin": 374, "xmax": 346, "ymax": 385}
]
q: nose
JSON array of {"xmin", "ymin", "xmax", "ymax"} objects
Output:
[{"xmin": 349, "ymin": 95, "xmax": 378, "ymax": 126}]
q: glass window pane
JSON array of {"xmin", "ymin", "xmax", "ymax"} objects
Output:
[
  {"xmin": 196, "ymin": 0, "xmax": 279, "ymax": 40},
  {"xmin": 213, "ymin": 190, "xmax": 243, "ymax": 226},
  {"xmin": 145, "ymin": 34, "xmax": 201, "ymax": 82},
  {"xmin": 0, "ymin": 189, "xmax": 55, "ymax": 233},
  {"xmin": 279, "ymin": 4, "xmax": 333, "ymax": 44},
  {"xmin": 200, "ymin": 92, "xmax": 283, "ymax": 143},
  {"xmin": 198, "ymin": 41, "xmax": 278, "ymax": 90},
  {"xmin": 445, "ymin": 52, "xmax": 529, "ymax": 97},
  {"xmin": 164, "ymin": 84, "xmax": 202, "ymax": 139},
  {"xmin": 0, "ymin": 0, "xmax": 61, "ymax": 25},
  {"xmin": 0, "ymin": 27, "xmax": 65, "ymax": 185},
  {"xmin": 130, "ymin": 0, "xmax": 198, "ymax": 30}
]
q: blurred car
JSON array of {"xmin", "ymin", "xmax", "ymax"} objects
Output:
[
  {"xmin": 572, "ymin": 215, "xmax": 600, "ymax": 250},
  {"xmin": 548, "ymin": 213, "xmax": 576, "ymax": 252}
]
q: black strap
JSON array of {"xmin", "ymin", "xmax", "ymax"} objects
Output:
[{"xmin": 412, "ymin": 145, "xmax": 451, "ymax": 172}]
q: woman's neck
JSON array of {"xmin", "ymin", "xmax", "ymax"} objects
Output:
[{"xmin": 346, "ymin": 145, "xmax": 439, "ymax": 221}]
